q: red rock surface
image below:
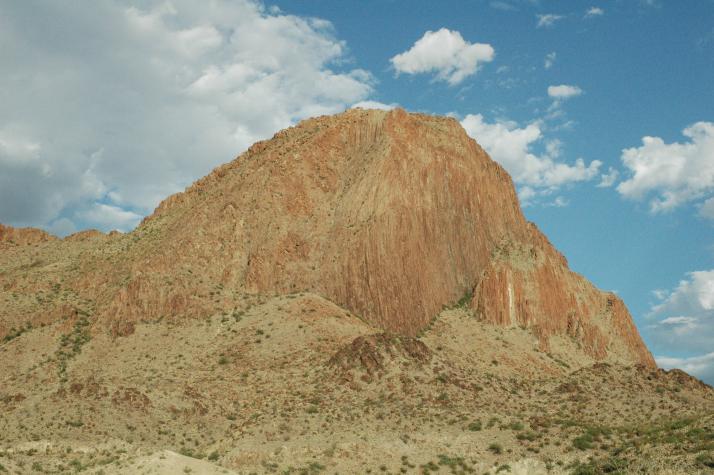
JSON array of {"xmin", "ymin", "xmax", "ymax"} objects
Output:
[
  {"xmin": 471, "ymin": 225, "xmax": 655, "ymax": 366},
  {"xmin": 0, "ymin": 108, "xmax": 655, "ymax": 368}
]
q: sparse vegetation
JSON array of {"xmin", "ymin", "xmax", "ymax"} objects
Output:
[
  {"xmin": 1, "ymin": 322, "xmax": 32, "ymax": 344},
  {"xmin": 55, "ymin": 310, "xmax": 91, "ymax": 382}
]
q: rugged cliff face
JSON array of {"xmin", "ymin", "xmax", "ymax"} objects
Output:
[{"xmin": 0, "ymin": 108, "xmax": 654, "ymax": 368}]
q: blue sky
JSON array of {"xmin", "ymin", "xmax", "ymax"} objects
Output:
[{"xmin": 0, "ymin": 0, "xmax": 712, "ymax": 382}]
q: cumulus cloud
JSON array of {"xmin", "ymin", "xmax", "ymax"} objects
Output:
[
  {"xmin": 651, "ymin": 270, "xmax": 714, "ymax": 324},
  {"xmin": 646, "ymin": 270, "xmax": 714, "ymax": 384},
  {"xmin": 0, "ymin": 1, "xmax": 374, "ymax": 234},
  {"xmin": 585, "ymin": 7, "xmax": 604, "ymax": 18},
  {"xmin": 544, "ymin": 52, "xmax": 556, "ymax": 69},
  {"xmin": 390, "ymin": 28, "xmax": 495, "ymax": 85},
  {"xmin": 617, "ymin": 122, "xmax": 714, "ymax": 213},
  {"xmin": 461, "ymin": 114, "xmax": 601, "ymax": 204},
  {"xmin": 547, "ymin": 84, "xmax": 583, "ymax": 100},
  {"xmin": 536, "ymin": 14, "xmax": 564, "ymax": 28}
]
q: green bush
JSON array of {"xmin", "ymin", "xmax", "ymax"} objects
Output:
[
  {"xmin": 488, "ymin": 443, "xmax": 503, "ymax": 454},
  {"xmin": 467, "ymin": 421, "xmax": 482, "ymax": 431},
  {"xmin": 572, "ymin": 435, "xmax": 593, "ymax": 450}
]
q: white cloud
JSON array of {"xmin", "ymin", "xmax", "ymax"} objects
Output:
[
  {"xmin": 647, "ymin": 270, "xmax": 714, "ymax": 384},
  {"xmin": 78, "ymin": 203, "xmax": 142, "ymax": 232},
  {"xmin": 0, "ymin": 1, "xmax": 374, "ymax": 233},
  {"xmin": 660, "ymin": 316, "xmax": 698, "ymax": 326},
  {"xmin": 646, "ymin": 270, "xmax": 714, "ymax": 350},
  {"xmin": 536, "ymin": 14, "xmax": 565, "ymax": 28},
  {"xmin": 656, "ymin": 353, "xmax": 714, "ymax": 385},
  {"xmin": 544, "ymin": 52, "xmax": 556, "ymax": 69},
  {"xmin": 652, "ymin": 270, "xmax": 714, "ymax": 317},
  {"xmin": 351, "ymin": 101, "xmax": 398, "ymax": 111},
  {"xmin": 547, "ymin": 84, "xmax": 583, "ymax": 100},
  {"xmin": 461, "ymin": 114, "xmax": 601, "ymax": 203},
  {"xmin": 585, "ymin": 7, "xmax": 604, "ymax": 18},
  {"xmin": 617, "ymin": 122, "xmax": 714, "ymax": 212},
  {"xmin": 390, "ymin": 28, "xmax": 495, "ymax": 85},
  {"xmin": 597, "ymin": 167, "xmax": 620, "ymax": 188}
]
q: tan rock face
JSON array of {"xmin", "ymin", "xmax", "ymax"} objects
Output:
[
  {"xmin": 0, "ymin": 224, "xmax": 56, "ymax": 246},
  {"xmin": 0, "ymin": 108, "xmax": 654, "ymax": 368}
]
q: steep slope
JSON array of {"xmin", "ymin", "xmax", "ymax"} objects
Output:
[{"xmin": 0, "ymin": 108, "xmax": 652, "ymax": 368}]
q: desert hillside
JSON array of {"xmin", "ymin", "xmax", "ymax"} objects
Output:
[{"xmin": 1, "ymin": 109, "xmax": 712, "ymax": 474}]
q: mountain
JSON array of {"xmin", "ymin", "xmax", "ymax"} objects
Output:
[
  {"xmin": 1, "ymin": 108, "xmax": 652, "ymax": 368},
  {"xmin": 0, "ymin": 109, "xmax": 711, "ymax": 474}
]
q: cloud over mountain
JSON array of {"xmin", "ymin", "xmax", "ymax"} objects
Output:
[
  {"xmin": 461, "ymin": 114, "xmax": 601, "ymax": 203},
  {"xmin": 0, "ymin": 0, "xmax": 373, "ymax": 233},
  {"xmin": 390, "ymin": 28, "xmax": 495, "ymax": 85}
]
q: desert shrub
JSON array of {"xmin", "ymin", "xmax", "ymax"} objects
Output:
[
  {"xmin": 573, "ymin": 435, "xmax": 593, "ymax": 450},
  {"xmin": 456, "ymin": 289, "xmax": 473, "ymax": 308},
  {"xmin": 467, "ymin": 420, "xmax": 482, "ymax": 431},
  {"xmin": 696, "ymin": 452, "xmax": 714, "ymax": 468},
  {"xmin": 488, "ymin": 443, "xmax": 503, "ymax": 454},
  {"xmin": 516, "ymin": 431, "xmax": 539, "ymax": 442},
  {"xmin": 569, "ymin": 456, "xmax": 628, "ymax": 475},
  {"xmin": 437, "ymin": 454, "xmax": 465, "ymax": 467},
  {"xmin": 573, "ymin": 426, "xmax": 612, "ymax": 451},
  {"xmin": 507, "ymin": 421, "xmax": 524, "ymax": 431}
]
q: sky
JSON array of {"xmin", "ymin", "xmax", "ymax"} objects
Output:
[{"xmin": 0, "ymin": 0, "xmax": 713, "ymax": 383}]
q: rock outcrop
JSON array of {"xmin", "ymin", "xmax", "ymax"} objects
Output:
[
  {"xmin": 0, "ymin": 108, "xmax": 655, "ymax": 368},
  {"xmin": 0, "ymin": 224, "xmax": 56, "ymax": 246}
]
